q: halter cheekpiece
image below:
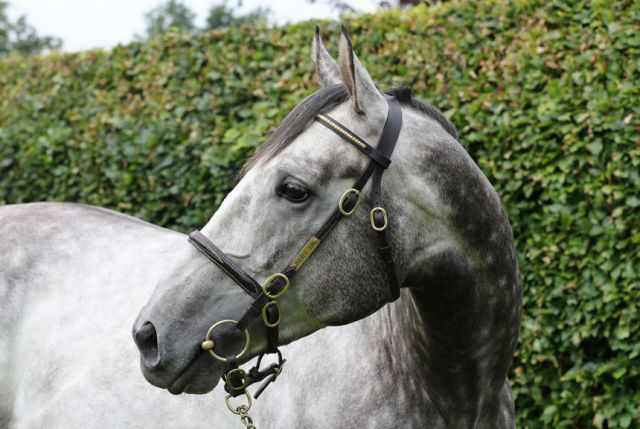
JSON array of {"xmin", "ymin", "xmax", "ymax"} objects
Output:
[{"xmin": 187, "ymin": 95, "xmax": 403, "ymax": 407}]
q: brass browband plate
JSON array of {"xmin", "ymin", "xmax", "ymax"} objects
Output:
[{"xmin": 316, "ymin": 114, "xmax": 367, "ymax": 150}]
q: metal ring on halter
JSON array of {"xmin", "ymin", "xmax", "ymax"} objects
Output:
[
  {"xmin": 225, "ymin": 368, "xmax": 249, "ymax": 392},
  {"xmin": 338, "ymin": 188, "xmax": 361, "ymax": 216},
  {"xmin": 203, "ymin": 319, "xmax": 250, "ymax": 362},
  {"xmin": 370, "ymin": 207, "xmax": 388, "ymax": 232},
  {"xmin": 263, "ymin": 273, "xmax": 289, "ymax": 299},
  {"xmin": 262, "ymin": 300, "xmax": 281, "ymax": 328},
  {"xmin": 225, "ymin": 391, "xmax": 252, "ymax": 414}
]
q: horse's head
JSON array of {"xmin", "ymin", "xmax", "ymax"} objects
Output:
[{"xmin": 133, "ymin": 27, "xmax": 461, "ymax": 395}]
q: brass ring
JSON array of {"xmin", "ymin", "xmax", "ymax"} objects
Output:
[
  {"xmin": 204, "ymin": 319, "xmax": 251, "ymax": 363},
  {"xmin": 263, "ymin": 273, "xmax": 290, "ymax": 299},
  {"xmin": 225, "ymin": 368, "xmax": 249, "ymax": 391},
  {"xmin": 370, "ymin": 207, "xmax": 388, "ymax": 232},
  {"xmin": 225, "ymin": 391, "xmax": 252, "ymax": 414},
  {"xmin": 262, "ymin": 300, "xmax": 282, "ymax": 328},
  {"xmin": 338, "ymin": 188, "xmax": 361, "ymax": 216}
]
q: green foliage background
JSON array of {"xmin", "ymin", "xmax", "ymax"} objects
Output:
[{"xmin": 0, "ymin": 0, "xmax": 638, "ymax": 426}]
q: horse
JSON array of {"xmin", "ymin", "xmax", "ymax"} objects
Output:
[{"xmin": 0, "ymin": 28, "xmax": 521, "ymax": 428}]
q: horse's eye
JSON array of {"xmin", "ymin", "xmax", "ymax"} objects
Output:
[{"xmin": 277, "ymin": 182, "xmax": 309, "ymax": 203}]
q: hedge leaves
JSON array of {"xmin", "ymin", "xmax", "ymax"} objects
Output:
[{"xmin": 0, "ymin": 1, "xmax": 638, "ymax": 427}]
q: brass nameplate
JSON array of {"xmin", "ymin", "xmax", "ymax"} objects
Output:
[{"xmin": 290, "ymin": 236, "xmax": 321, "ymax": 271}]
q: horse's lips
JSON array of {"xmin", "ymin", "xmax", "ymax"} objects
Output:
[
  {"xmin": 167, "ymin": 353, "xmax": 202, "ymax": 394},
  {"xmin": 166, "ymin": 349, "xmax": 222, "ymax": 395},
  {"xmin": 167, "ymin": 358, "xmax": 195, "ymax": 394},
  {"xmin": 168, "ymin": 375, "xmax": 188, "ymax": 395}
]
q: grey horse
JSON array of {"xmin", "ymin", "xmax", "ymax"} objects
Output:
[{"xmin": 0, "ymin": 29, "xmax": 521, "ymax": 428}]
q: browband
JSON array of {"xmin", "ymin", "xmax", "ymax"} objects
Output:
[{"xmin": 315, "ymin": 113, "xmax": 391, "ymax": 169}]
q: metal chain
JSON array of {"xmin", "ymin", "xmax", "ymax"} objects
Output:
[
  {"xmin": 225, "ymin": 392, "xmax": 257, "ymax": 429},
  {"xmin": 236, "ymin": 405, "xmax": 257, "ymax": 429}
]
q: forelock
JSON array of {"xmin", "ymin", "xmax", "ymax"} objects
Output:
[
  {"xmin": 241, "ymin": 84, "xmax": 349, "ymax": 175},
  {"xmin": 241, "ymin": 85, "xmax": 458, "ymax": 175}
]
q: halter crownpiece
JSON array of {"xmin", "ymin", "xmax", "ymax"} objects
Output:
[{"xmin": 187, "ymin": 94, "xmax": 403, "ymax": 416}]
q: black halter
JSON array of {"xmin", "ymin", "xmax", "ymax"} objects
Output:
[{"xmin": 187, "ymin": 95, "xmax": 403, "ymax": 399}]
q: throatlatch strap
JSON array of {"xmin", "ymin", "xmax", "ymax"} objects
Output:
[
  {"xmin": 376, "ymin": 96, "xmax": 403, "ymax": 158},
  {"xmin": 370, "ymin": 96, "xmax": 402, "ymax": 300}
]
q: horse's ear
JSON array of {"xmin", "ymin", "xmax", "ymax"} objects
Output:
[
  {"xmin": 338, "ymin": 26, "xmax": 386, "ymax": 116},
  {"xmin": 312, "ymin": 25, "xmax": 341, "ymax": 87}
]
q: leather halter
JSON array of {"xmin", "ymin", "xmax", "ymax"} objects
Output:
[{"xmin": 187, "ymin": 95, "xmax": 402, "ymax": 399}]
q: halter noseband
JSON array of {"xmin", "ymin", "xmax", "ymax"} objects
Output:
[{"xmin": 187, "ymin": 95, "xmax": 402, "ymax": 401}]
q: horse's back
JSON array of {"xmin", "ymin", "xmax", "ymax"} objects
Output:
[
  {"xmin": 0, "ymin": 202, "xmax": 178, "ymax": 326},
  {"xmin": 0, "ymin": 203, "xmax": 234, "ymax": 429}
]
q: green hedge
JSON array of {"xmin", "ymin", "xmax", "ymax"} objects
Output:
[{"xmin": 1, "ymin": 0, "xmax": 638, "ymax": 426}]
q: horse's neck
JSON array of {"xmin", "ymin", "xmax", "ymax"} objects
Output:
[
  {"xmin": 365, "ymin": 291, "xmax": 436, "ymax": 414},
  {"xmin": 376, "ymin": 290, "xmax": 428, "ymax": 365},
  {"xmin": 260, "ymin": 291, "xmax": 445, "ymax": 428},
  {"xmin": 377, "ymin": 125, "xmax": 521, "ymax": 426},
  {"xmin": 390, "ymin": 257, "xmax": 519, "ymax": 427},
  {"xmin": 269, "ymin": 268, "xmax": 516, "ymax": 428},
  {"xmin": 367, "ymin": 291, "xmax": 433, "ymax": 406}
]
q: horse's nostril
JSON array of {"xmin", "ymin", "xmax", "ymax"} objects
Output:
[{"xmin": 133, "ymin": 321, "xmax": 161, "ymax": 368}]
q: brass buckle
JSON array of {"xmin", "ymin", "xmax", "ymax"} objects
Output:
[
  {"xmin": 370, "ymin": 207, "xmax": 388, "ymax": 231},
  {"xmin": 201, "ymin": 319, "xmax": 251, "ymax": 362},
  {"xmin": 262, "ymin": 300, "xmax": 281, "ymax": 328},
  {"xmin": 225, "ymin": 368, "xmax": 249, "ymax": 392},
  {"xmin": 338, "ymin": 188, "xmax": 361, "ymax": 216},
  {"xmin": 263, "ymin": 273, "xmax": 289, "ymax": 299}
]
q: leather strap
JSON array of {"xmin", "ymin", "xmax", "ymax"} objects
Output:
[
  {"xmin": 371, "ymin": 96, "xmax": 402, "ymax": 300},
  {"xmin": 188, "ymin": 231, "xmax": 263, "ymax": 297},
  {"xmin": 315, "ymin": 114, "xmax": 391, "ymax": 169}
]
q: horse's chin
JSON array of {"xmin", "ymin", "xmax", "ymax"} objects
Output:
[
  {"xmin": 139, "ymin": 349, "xmax": 223, "ymax": 395},
  {"xmin": 168, "ymin": 375, "xmax": 220, "ymax": 395},
  {"xmin": 165, "ymin": 354, "xmax": 223, "ymax": 395}
]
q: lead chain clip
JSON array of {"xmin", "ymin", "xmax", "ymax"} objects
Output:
[{"xmin": 225, "ymin": 392, "xmax": 257, "ymax": 429}]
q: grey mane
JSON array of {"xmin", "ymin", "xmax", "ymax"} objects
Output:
[{"xmin": 242, "ymin": 84, "xmax": 457, "ymax": 173}]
